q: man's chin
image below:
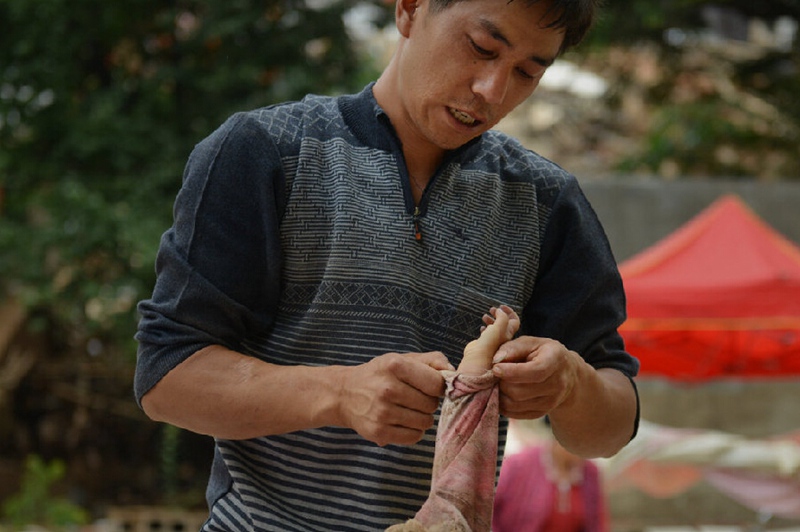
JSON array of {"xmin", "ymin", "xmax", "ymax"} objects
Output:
[{"xmin": 437, "ymin": 130, "xmax": 486, "ymax": 151}]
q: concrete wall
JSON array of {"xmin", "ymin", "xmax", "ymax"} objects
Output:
[
  {"xmin": 580, "ymin": 178, "xmax": 800, "ymax": 263},
  {"xmin": 576, "ymin": 179, "xmax": 800, "ymax": 529}
]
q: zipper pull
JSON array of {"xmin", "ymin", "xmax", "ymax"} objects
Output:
[{"xmin": 413, "ymin": 206, "xmax": 422, "ymax": 241}]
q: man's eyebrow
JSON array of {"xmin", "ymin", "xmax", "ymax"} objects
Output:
[{"xmin": 478, "ymin": 18, "xmax": 556, "ymax": 67}]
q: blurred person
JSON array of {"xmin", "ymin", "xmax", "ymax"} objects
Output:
[
  {"xmin": 493, "ymin": 418, "xmax": 609, "ymax": 532},
  {"xmin": 133, "ymin": 0, "xmax": 640, "ymax": 529}
]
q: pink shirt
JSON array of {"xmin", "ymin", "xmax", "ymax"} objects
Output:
[{"xmin": 492, "ymin": 444, "xmax": 609, "ymax": 532}]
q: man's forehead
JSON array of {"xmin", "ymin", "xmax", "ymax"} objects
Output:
[{"xmin": 477, "ymin": 17, "xmax": 559, "ymax": 66}]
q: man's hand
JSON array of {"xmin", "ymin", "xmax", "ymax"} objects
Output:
[
  {"xmin": 490, "ymin": 336, "xmax": 580, "ymax": 419},
  {"xmin": 336, "ymin": 351, "xmax": 452, "ymax": 446},
  {"xmin": 490, "ymin": 336, "xmax": 638, "ymax": 458}
]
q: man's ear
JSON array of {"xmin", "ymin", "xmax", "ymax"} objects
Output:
[{"xmin": 396, "ymin": 0, "xmax": 420, "ymax": 38}]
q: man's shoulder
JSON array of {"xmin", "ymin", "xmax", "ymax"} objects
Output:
[
  {"xmin": 478, "ymin": 131, "xmax": 573, "ymax": 180},
  {"xmin": 244, "ymin": 93, "xmax": 344, "ymax": 132},
  {"xmin": 207, "ymin": 92, "xmax": 355, "ymax": 154},
  {"xmin": 469, "ymin": 130, "xmax": 578, "ymax": 204}
]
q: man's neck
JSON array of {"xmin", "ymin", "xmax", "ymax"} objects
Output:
[{"xmin": 373, "ymin": 70, "xmax": 446, "ymax": 184}]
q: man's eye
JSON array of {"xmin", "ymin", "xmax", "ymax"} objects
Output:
[
  {"xmin": 516, "ymin": 67, "xmax": 535, "ymax": 80},
  {"xmin": 469, "ymin": 38, "xmax": 493, "ymax": 57}
]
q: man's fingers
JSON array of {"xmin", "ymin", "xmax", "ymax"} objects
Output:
[
  {"xmin": 397, "ymin": 351, "xmax": 451, "ymax": 395},
  {"xmin": 492, "ymin": 337, "xmax": 530, "ymax": 364},
  {"xmin": 408, "ymin": 350, "xmax": 455, "ymax": 372},
  {"xmin": 369, "ymin": 421, "xmax": 432, "ymax": 447},
  {"xmin": 492, "ymin": 335, "xmax": 563, "ymax": 365}
]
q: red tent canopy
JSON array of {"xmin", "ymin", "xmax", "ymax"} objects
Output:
[{"xmin": 619, "ymin": 194, "xmax": 800, "ymax": 380}]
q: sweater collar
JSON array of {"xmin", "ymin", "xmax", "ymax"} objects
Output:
[{"xmin": 338, "ymin": 82, "xmax": 483, "ymax": 161}]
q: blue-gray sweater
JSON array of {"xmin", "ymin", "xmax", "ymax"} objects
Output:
[{"xmin": 135, "ymin": 84, "xmax": 638, "ymax": 531}]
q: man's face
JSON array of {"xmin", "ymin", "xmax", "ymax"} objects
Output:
[{"xmin": 391, "ymin": 0, "xmax": 565, "ymax": 152}]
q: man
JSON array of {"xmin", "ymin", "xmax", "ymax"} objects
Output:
[{"xmin": 134, "ymin": 0, "xmax": 640, "ymax": 529}]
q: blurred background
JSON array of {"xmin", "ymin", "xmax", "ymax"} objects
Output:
[{"xmin": 0, "ymin": 0, "xmax": 798, "ymax": 530}]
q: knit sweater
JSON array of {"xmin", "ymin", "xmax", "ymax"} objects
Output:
[{"xmin": 134, "ymin": 83, "xmax": 638, "ymax": 531}]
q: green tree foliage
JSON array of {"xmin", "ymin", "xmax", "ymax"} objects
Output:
[
  {"xmin": 0, "ymin": 0, "xmax": 376, "ymax": 357},
  {"xmin": 1, "ymin": 455, "xmax": 89, "ymax": 529},
  {"xmin": 0, "ymin": 0, "xmax": 383, "ymax": 508},
  {"xmin": 584, "ymin": 0, "xmax": 800, "ymax": 178}
]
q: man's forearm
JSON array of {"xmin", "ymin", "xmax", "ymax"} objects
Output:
[
  {"xmin": 141, "ymin": 344, "xmax": 342, "ymax": 440},
  {"xmin": 549, "ymin": 362, "xmax": 638, "ymax": 458}
]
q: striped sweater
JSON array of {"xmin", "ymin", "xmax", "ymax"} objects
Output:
[{"xmin": 134, "ymin": 83, "xmax": 638, "ymax": 531}]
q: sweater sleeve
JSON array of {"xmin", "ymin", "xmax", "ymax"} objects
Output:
[
  {"xmin": 133, "ymin": 112, "xmax": 286, "ymax": 405},
  {"xmin": 522, "ymin": 178, "xmax": 639, "ymax": 379}
]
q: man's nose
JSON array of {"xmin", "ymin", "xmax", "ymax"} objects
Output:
[{"xmin": 472, "ymin": 63, "xmax": 509, "ymax": 105}]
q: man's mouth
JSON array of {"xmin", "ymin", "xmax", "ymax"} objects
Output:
[{"xmin": 449, "ymin": 107, "xmax": 479, "ymax": 126}]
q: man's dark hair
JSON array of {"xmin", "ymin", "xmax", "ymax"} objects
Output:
[{"xmin": 428, "ymin": 0, "xmax": 602, "ymax": 54}]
